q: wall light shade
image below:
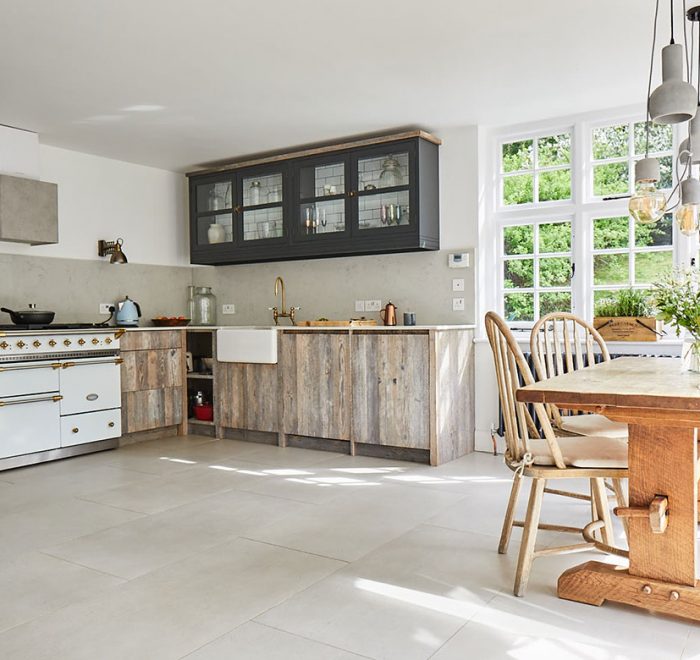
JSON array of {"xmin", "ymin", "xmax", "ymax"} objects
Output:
[
  {"xmin": 97, "ymin": 238, "xmax": 128, "ymax": 264},
  {"xmin": 649, "ymin": 44, "xmax": 698, "ymax": 125}
]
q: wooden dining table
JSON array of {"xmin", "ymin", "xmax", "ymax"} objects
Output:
[{"xmin": 517, "ymin": 356, "xmax": 700, "ymax": 621}]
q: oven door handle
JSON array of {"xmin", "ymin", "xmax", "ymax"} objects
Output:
[
  {"xmin": 0, "ymin": 362, "xmax": 63, "ymax": 372},
  {"xmin": 0, "ymin": 394, "xmax": 62, "ymax": 407},
  {"xmin": 61, "ymin": 358, "xmax": 123, "ymax": 369}
]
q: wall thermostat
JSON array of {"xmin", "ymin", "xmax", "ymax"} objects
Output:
[{"xmin": 448, "ymin": 252, "xmax": 470, "ymax": 268}]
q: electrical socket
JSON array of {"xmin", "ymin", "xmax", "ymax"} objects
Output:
[
  {"xmin": 222, "ymin": 304, "xmax": 236, "ymax": 315},
  {"xmin": 365, "ymin": 299, "xmax": 382, "ymax": 312},
  {"xmin": 99, "ymin": 303, "xmax": 113, "ymax": 315},
  {"xmin": 354, "ymin": 300, "xmax": 365, "ymax": 312},
  {"xmin": 452, "ymin": 278, "xmax": 465, "ymax": 292},
  {"xmin": 452, "ymin": 297, "xmax": 465, "ymax": 312}
]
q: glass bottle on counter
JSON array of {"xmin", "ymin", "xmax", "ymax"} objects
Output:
[
  {"xmin": 193, "ymin": 286, "xmax": 217, "ymax": 325},
  {"xmin": 186, "ymin": 285, "xmax": 196, "ymax": 321}
]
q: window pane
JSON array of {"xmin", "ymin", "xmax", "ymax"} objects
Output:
[
  {"xmin": 540, "ymin": 291, "xmax": 572, "ymax": 315},
  {"xmin": 594, "ymin": 216, "xmax": 629, "ymax": 250},
  {"xmin": 539, "ymin": 221, "xmax": 571, "ymax": 253},
  {"xmin": 503, "ymin": 174, "xmax": 534, "ymax": 205},
  {"xmin": 634, "ymin": 250, "xmax": 673, "ymax": 283},
  {"xmin": 594, "ymin": 289, "xmax": 623, "ymax": 313},
  {"xmin": 538, "ymin": 133, "xmax": 571, "ymax": 167},
  {"xmin": 594, "ymin": 253, "xmax": 629, "ymax": 285},
  {"xmin": 503, "ymin": 225, "xmax": 534, "ymax": 255},
  {"xmin": 658, "ymin": 155, "xmax": 673, "ymax": 190},
  {"xmin": 539, "ymin": 257, "xmax": 571, "ymax": 287},
  {"xmin": 504, "ymin": 293, "xmax": 534, "ymax": 322},
  {"xmin": 593, "ymin": 162, "xmax": 629, "ymax": 196},
  {"xmin": 592, "ymin": 124, "xmax": 629, "ymax": 160},
  {"xmin": 538, "ymin": 169, "xmax": 571, "ymax": 202},
  {"xmin": 504, "ymin": 259, "xmax": 534, "ymax": 288},
  {"xmin": 633, "ymin": 122, "xmax": 673, "ymax": 155},
  {"xmin": 502, "ymin": 140, "xmax": 533, "ymax": 173},
  {"xmin": 635, "ymin": 213, "xmax": 672, "ymax": 247}
]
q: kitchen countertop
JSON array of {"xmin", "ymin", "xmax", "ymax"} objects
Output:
[{"xmin": 125, "ymin": 324, "xmax": 476, "ymax": 332}]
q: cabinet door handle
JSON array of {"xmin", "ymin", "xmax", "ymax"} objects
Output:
[
  {"xmin": 108, "ymin": 421, "xmax": 115, "ymax": 428},
  {"xmin": 72, "ymin": 427, "xmax": 79, "ymax": 434}
]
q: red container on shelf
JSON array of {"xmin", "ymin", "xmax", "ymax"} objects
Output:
[{"xmin": 193, "ymin": 403, "xmax": 213, "ymax": 421}]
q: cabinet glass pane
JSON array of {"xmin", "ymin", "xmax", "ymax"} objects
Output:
[
  {"xmin": 243, "ymin": 207, "xmax": 283, "ymax": 241},
  {"xmin": 196, "ymin": 213, "xmax": 232, "ymax": 245},
  {"xmin": 300, "ymin": 199, "xmax": 345, "ymax": 236},
  {"xmin": 357, "ymin": 151, "xmax": 409, "ymax": 190},
  {"xmin": 242, "ymin": 173, "xmax": 283, "ymax": 207},
  {"xmin": 299, "ymin": 162, "xmax": 345, "ymax": 199},
  {"xmin": 196, "ymin": 181, "xmax": 233, "ymax": 213},
  {"xmin": 358, "ymin": 190, "xmax": 410, "ymax": 230}
]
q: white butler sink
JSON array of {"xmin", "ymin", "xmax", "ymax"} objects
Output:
[{"xmin": 216, "ymin": 327, "xmax": 278, "ymax": 364}]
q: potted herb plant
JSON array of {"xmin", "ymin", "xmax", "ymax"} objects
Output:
[
  {"xmin": 653, "ymin": 268, "xmax": 700, "ymax": 372},
  {"xmin": 593, "ymin": 288, "xmax": 661, "ymax": 342}
]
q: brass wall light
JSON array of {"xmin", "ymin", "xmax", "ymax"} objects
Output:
[{"xmin": 97, "ymin": 237, "xmax": 128, "ymax": 264}]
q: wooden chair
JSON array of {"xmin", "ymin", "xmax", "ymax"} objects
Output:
[
  {"xmin": 530, "ymin": 312, "xmax": 628, "ymax": 440},
  {"xmin": 485, "ymin": 311, "xmax": 629, "ymax": 596}
]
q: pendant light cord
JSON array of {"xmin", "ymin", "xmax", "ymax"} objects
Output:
[
  {"xmin": 647, "ymin": 0, "xmax": 661, "ymax": 158},
  {"xmin": 684, "ymin": 0, "xmax": 691, "ymax": 75},
  {"xmin": 671, "ymin": 0, "xmax": 675, "ymax": 43}
]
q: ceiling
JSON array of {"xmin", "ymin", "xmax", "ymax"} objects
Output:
[{"xmin": 0, "ymin": 0, "xmax": 668, "ymax": 171}]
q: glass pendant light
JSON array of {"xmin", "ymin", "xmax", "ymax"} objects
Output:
[
  {"xmin": 677, "ymin": 177, "xmax": 700, "ymax": 235},
  {"xmin": 629, "ymin": 157, "xmax": 667, "ymax": 224}
]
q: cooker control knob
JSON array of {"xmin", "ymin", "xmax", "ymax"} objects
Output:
[
  {"xmin": 108, "ymin": 421, "xmax": 115, "ymax": 428},
  {"xmin": 105, "ymin": 338, "xmax": 112, "ymax": 345},
  {"xmin": 63, "ymin": 339, "xmax": 71, "ymax": 347},
  {"xmin": 48, "ymin": 339, "xmax": 57, "ymax": 347},
  {"xmin": 16, "ymin": 341, "xmax": 26, "ymax": 349},
  {"xmin": 92, "ymin": 338, "xmax": 100, "ymax": 345},
  {"xmin": 72, "ymin": 427, "xmax": 79, "ymax": 434},
  {"xmin": 0, "ymin": 341, "xmax": 8, "ymax": 350},
  {"xmin": 33, "ymin": 340, "xmax": 41, "ymax": 348},
  {"xmin": 78, "ymin": 338, "xmax": 86, "ymax": 346}
]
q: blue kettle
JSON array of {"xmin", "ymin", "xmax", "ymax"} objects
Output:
[{"xmin": 116, "ymin": 296, "xmax": 141, "ymax": 327}]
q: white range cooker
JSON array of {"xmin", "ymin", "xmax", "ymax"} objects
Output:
[{"xmin": 0, "ymin": 326, "xmax": 123, "ymax": 470}]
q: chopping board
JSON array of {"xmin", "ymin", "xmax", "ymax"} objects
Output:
[{"xmin": 296, "ymin": 319, "xmax": 378, "ymax": 327}]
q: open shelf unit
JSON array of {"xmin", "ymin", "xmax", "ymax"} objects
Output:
[{"xmin": 186, "ymin": 329, "xmax": 218, "ymax": 437}]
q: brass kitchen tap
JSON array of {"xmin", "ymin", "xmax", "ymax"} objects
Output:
[{"xmin": 270, "ymin": 276, "xmax": 299, "ymax": 325}]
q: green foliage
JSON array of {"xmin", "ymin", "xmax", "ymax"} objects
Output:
[
  {"xmin": 539, "ymin": 221, "xmax": 571, "ymax": 252},
  {"xmin": 503, "ymin": 174, "xmax": 533, "ymax": 205},
  {"xmin": 538, "ymin": 134, "xmax": 570, "ymax": 167},
  {"xmin": 592, "ymin": 125, "xmax": 629, "ymax": 160},
  {"xmin": 593, "ymin": 162, "xmax": 629, "ymax": 196},
  {"xmin": 633, "ymin": 122, "xmax": 673, "ymax": 155},
  {"xmin": 538, "ymin": 169, "xmax": 571, "ymax": 202},
  {"xmin": 502, "ymin": 140, "xmax": 532, "ymax": 173},
  {"xmin": 504, "ymin": 225, "xmax": 533, "ymax": 255},
  {"xmin": 652, "ymin": 269, "xmax": 700, "ymax": 339},
  {"xmin": 593, "ymin": 288, "xmax": 653, "ymax": 317}
]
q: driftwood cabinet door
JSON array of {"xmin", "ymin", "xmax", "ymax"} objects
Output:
[
  {"xmin": 352, "ymin": 332, "xmax": 430, "ymax": 449},
  {"xmin": 217, "ymin": 363, "xmax": 278, "ymax": 433},
  {"xmin": 280, "ymin": 332, "xmax": 351, "ymax": 440},
  {"xmin": 120, "ymin": 331, "xmax": 185, "ymax": 435}
]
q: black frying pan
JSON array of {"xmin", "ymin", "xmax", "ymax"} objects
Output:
[{"xmin": 1, "ymin": 306, "xmax": 55, "ymax": 325}]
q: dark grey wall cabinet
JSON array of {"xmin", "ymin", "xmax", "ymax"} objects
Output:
[{"xmin": 187, "ymin": 131, "xmax": 440, "ymax": 265}]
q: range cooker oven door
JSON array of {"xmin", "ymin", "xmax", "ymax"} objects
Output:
[
  {"xmin": 59, "ymin": 356, "xmax": 122, "ymax": 415},
  {"xmin": 0, "ymin": 393, "xmax": 62, "ymax": 459}
]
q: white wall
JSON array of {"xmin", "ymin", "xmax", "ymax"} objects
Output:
[{"xmin": 0, "ymin": 145, "xmax": 189, "ymax": 267}]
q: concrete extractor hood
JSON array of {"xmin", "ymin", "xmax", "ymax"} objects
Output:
[{"xmin": 0, "ymin": 125, "xmax": 58, "ymax": 245}]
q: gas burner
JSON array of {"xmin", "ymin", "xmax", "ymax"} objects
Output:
[{"xmin": 0, "ymin": 323, "xmax": 111, "ymax": 331}]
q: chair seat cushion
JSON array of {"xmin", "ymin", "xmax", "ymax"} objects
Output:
[
  {"xmin": 559, "ymin": 413, "xmax": 628, "ymax": 439},
  {"xmin": 529, "ymin": 436, "xmax": 628, "ymax": 469}
]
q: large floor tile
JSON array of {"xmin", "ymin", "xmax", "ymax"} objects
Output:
[
  {"xmin": 0, "ymin": 538, "xmax": 343, "ymax": 660},
  {"xmin": 247, "ymin": 483, "xmax": 465, "ymax": 561},
  {"xmin": 184, "ymin": 621, "xmax": 368, "ymax": 659},
  {"xmin": 0, "ymin": 497, "xmax": 142, "ymax": 561},
  {"xmin": 47, "ymin": 488, "xmax": 318, "ymax": 579},
  {"xmin": 257, "ymin": 525, "xmax": 510, "ymax": 660},
  {"xmin": 0, "ymin": 552, "xmax": 123, "ymax": 633},
  {"xmin": 78, "ymin": 461, "xmax": 263, "ymax": 514}
]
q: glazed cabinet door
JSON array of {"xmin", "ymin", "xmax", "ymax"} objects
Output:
[
  {"xmin": 351, "ymin": 332, "xmax": 430, "ymax": 449},
  {"xmin": 280, "ymin": 332, "xmax": 351, "ymax": 440}
]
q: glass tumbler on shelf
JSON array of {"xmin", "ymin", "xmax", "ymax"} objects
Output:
[
  {"xmin": 186, "ymin": 285, "xmax": 196, "ymax": 321},
  {"xmin": 193, "ymin": 286, "xmax": 217, "ymax": 325},
  {"xmin": 249, "ymin": 180, "xmax": 261, "ymax": 205}
]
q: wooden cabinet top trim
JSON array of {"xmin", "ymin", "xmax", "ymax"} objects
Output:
[{"xmin": 186, "ymin": 130, "xmax": 441, "ymax": 177}]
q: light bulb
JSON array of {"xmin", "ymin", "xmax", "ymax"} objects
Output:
[
  {"xmin": 677, "ymin": 203, "xmax": 700, "ymax": 236},
  {"xmin": 629, "ymin": 181, "xmax": 667, "ymax": 225}
]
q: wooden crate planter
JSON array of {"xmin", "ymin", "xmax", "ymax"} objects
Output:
[{"xmin": 593, "ymin": 316, "xmax": 662, "ymax": 342}]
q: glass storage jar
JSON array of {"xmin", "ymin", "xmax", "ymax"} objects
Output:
[
  {"xmin": 193, "ymin": 286, "xmax": 216, "ymax": 325},
  {"xmin": 378, "ymin": 155, "xmax": 404, "ymax": 188}
]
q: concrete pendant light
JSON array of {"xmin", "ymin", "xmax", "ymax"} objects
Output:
[
  {"xmin": 649, "ymin": 43, "xmax": 697, "ymax": 124},
  {"xmin": 676, "ymin": 177, "xmax": 700, "ymax": 235},
  {"xmin": 679, "ymin": 108, "xmax": 700, "ymax": 164},
  {"xmin": 629, "ymin": 157, "xmax": 667, "ymax": 225}
]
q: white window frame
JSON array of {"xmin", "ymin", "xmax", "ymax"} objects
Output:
[{"xmin": 481, "ymin": 106, "xmax": 696, "ymax": 332}]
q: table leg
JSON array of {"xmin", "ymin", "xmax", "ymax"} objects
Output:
[{"xmin": 559, "ymin": 424, "xmax": 700, "ymax": 620}]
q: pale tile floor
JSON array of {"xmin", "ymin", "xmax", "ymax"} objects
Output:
[{"xmin": 0, "ymin": 435, "xmax": 696, "ymax": 659}]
